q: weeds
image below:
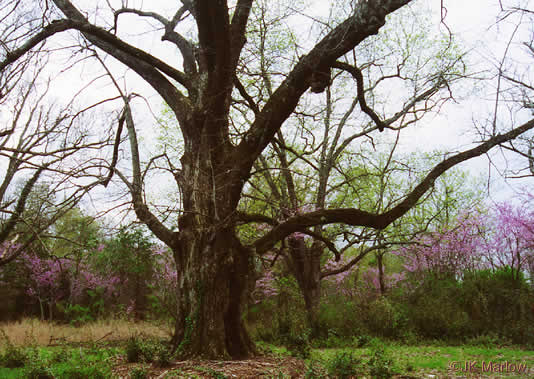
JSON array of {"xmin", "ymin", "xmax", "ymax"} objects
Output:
[
  {"xmin": 368, "ymin": 339, "xmax": 396, "ymax": 379},
  {"xmin": 285, "ymin": 334, "xmax": 311, "ymax": 359},
  {"xmin": 126, "ymin": 335, "xmax": 173, "ymax": 366},
  {"xmin": 0, "ymin": 330, "xmax": 27, "ymax": 368},
  {"xmin": 326, "ymin": 351, "xmax": 362, "ymax": 378},
  {"xmin": 126, "ymin": 336, "xmax": 143, "ymax": 363},
  {"xmin": 304, "ymin": 359, "xmax": 325, "ymax": 378},
  {"xmin": 129, "ymin": 366, "xmax": 149, "ymax": 379}
]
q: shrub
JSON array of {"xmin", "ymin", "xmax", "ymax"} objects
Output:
[
  {"xmin": 318, "ymin": 295, "xmax": 361, "ymax": 338},
  {"xmin": 0, "ymin": 345, "xmax": 27, "ymax": 368},
  {"xmin": 365, "ymin": 297, "xmax": 399, "ymax": 337},
  {"xmin": 354, "ymin": 334, "xmax": 372, "ymax": 348},
  {"xmin": 326, "ymin": 351, "xmax": 362, "ymax": 378},
  {"xmin": 21, "ymin": 350, "xmax": 53, "ymax": 379},
  {"xmin": 368, "ymin": 339, "xmax": 395, "ymax": 379},
  {"xmin": 406, "ymin": 277, "xmax": 470, "ymax": 339},
  {"xmin": 304, "ymin": 359, "xmax": 325, "ymax": 378},
  {"xmin": 49, "ymin": 347, "xmax": 69, "ymax": 363},
  {"xmin": 461, "ymin": 267, "xmax": 534, "ymax": 342},
  {"xmin": 23, "ymin": 364, "xmax": 54, "ymax": 379},
  {"xmin": 55, "ymin": 365, "xmax": 109, "ymax": 379},
  {"xmin": 139, "ymin": 339, "xmax": 156, "ymax": 363},
  {"xmin": 62, "ymin": 303, "xmax": 94, "ymax": 326},
  {"xmin": 126, "ymin": 336, "xmax": 172, "ymax": 365},
  {"xmin": 0, "ymin": 330, "xmax": 28, "ymax": 368},
  {"xmin": 466, "ymin": 332, "xmax": 503, "ymax": 347},
  {"xmin": 154, "ymin": 343, "xmax": 173, "ymax": 367},
  {"xmin": 126, "ymin": 336, "xmax": 143, "ymax": 363},
  {"xmin": 285, "ymin": 333, "xmax": 311, "ymax": 359}
]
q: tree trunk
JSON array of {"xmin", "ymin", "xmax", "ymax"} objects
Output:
[
  {"xmin": 39, "ymin": 299, "xmax": 45, "ymax": 321},
  {"xmin": 170, "ymin": 146, "xmax": 256, "ymax": 359},
  {"xmin": 286, "ymin": 238, "xmax": 323, "ymax": 337},
  {"xmin": 301, "ymin": 278, "xmax": 321, "ymax": 337},
  {"xmin": 171, "ymin": 228, "xmax": 255, "ymax": 359},
  {"xmin": 377, "ymin": 253, "xmax": 386, "ymax": 295},
  {"xmin": 48, "ymin": 302, "xmax": 53, "ymax": 321}
]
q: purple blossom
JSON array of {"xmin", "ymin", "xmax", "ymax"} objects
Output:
[{"xmin": 396, "ymin": 199, "xmax": 534, "ymax": 280}]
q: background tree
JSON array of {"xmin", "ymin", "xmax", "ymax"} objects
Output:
[
  {"xmin": 93, "ymin": 226, "xmax": 155, "ymax": 320},
  {"xmin": 2, "ymin": 0, "xmax": 534, "ymax": 359},
  {"xmin": 394, "ymin": 196, "xmax": 534, "ymax": 341},
  {"xmin": 0, "ymin": 2, "xmax": 114, "ymax": 266}
]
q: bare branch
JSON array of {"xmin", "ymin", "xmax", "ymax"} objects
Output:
[
  {"xmin": 253, "ymin": 117, "xmax": 534, "ymax": 254},
  {"xmin": 333, "ymin": 61, "xmax": 387, "ymax": 132},
  {"xmin": 235, "ymin": 0, "xmax": 412, "ymax": 172}
]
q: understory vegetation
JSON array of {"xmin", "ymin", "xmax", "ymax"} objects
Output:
[
  {"xmin": 250, "ymin": 264, "xmax": 534, "ymax": 349},
  {"xmin": 0, "ymin": 319, "xmax": 532, "ymax": 378}
]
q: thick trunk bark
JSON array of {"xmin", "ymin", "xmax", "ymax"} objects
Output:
[
  {"xmin": 170, "ymin": 145, "xmax": 255, "ymax": 358},
  {"xmin": 171, "ymin": 228, "xmax": 255, "ymax": 359}
]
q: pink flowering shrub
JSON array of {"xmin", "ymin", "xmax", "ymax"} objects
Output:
[
  {"xmin": 148, "ymin": 246, "xmax": 179, "ymax": 319},
  {"xmin": 2, "ymin": 249, "xmax": 122, "ymax": 321},
  {"xmin": 395, "ymin": 200, "xmax": 534, "ymax": 282},
  {"xmin": 361, "ymin": 268, "xmax": 406, "ymax": 295},
  {"xmin": 253, "ymin": 269, "xmax": 279, "ymax": 303}
]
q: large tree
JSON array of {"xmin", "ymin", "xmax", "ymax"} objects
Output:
[{"xmin": 2, "ymin": 0, "xmax": 534, "ymax": 359}]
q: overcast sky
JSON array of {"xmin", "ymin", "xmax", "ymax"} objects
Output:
[{"xmin": 2, "ymin": 0, "xmax": 533, "ymax": 220}]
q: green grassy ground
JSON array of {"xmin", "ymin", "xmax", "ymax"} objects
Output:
[
  {"xmin": 1, "ymin": 341, "xmax": 532, "ymax": 378},
  {"xmin": 310, "ymin": 344, "xmax": 533, "ymax": 377},
  {"xmin": 0, "ymin": 345, "xmax": 119, "ymax": 378}
]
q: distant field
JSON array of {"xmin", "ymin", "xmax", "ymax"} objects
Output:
[{"xmin": 0, "ymin": 318, "xmax": 171, "ymax": 346}]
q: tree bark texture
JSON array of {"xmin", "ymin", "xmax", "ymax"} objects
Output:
[
  {"xmin": 172, "ymin": 228, "xmax": 255, "ymax": 358},
  {"xmin": 170, "ymin": 145, "xmax": 256, "ymax": 358}
]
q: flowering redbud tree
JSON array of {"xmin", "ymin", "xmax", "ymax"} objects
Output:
[
  {"xmin": 149, "ymin": 246, "xmax": 179, "ymax": 320},
  {"xmin": 395, "ymin": 197, "xmax": 534, "ymax": 283},
  {"xmin": 5, "ymin": 249, "xmax": 121, "ymax": 321}
]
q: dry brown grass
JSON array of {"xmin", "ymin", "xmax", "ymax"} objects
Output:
[{"xmin": 0, "ymin": 318, "xmax": 172, "ymax": 347}]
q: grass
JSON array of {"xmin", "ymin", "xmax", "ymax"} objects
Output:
[
  {"xmin": 0, "ymin": 320, "xmax": 532, "ymax": 377},
  {"xmin": 310, "ymin": 343, "xmax": 534, "ymax": 377},
  {"xmin": 0, "ymin": 345, "xmax": 120, "ymax": 378},
  {"xmin": 0, "ymin": 318, "xmax": 171, "ymax": 347},
  {"xmin": 0, "ymin": 318, "xmax": 172, "ymax": 378}
]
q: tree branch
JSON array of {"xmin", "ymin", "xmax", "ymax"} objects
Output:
[
  {"xmin": 234, "ymin": 0, "xmax": 412, "ymax": 174},
  {"xmin": 253, "ymin": 117, "xmax": 534, "ymax": 254},
  {"xmin": 230, "ymin": 0, "xmax": 253, "ymax": 69},
  {"xmin": 320, "ymin": 243, "xmax": 388, "ymax": 279},
  {"xmin": 114, "ymin": 6, "xmax": 197, "ymax": 75},
  {"xmin": 51, "ymin": 1, "xmax": 193, "ymax": 126},
  {"xmin": 121, "ymin": 96, "xmax": 179, "ymax": 250},
  {"xmin": 0, "ymin": 165, "xmax": 47, "ymax": 244},
  {"xmin": 333, "ymin": 61, "xmax": 387, "ymax": 132},
  {"xmin": 195, "ymin": 0, "xmax": 231, "ymax": 75}
]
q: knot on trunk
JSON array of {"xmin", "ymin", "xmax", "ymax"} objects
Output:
[{"xmin": 309, "ymin": 66, "xmax": 331, "ymax": 93}]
